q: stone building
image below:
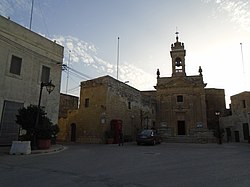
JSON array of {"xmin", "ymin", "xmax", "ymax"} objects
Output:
[
  {"xmin": 0, "ymin": 16, "xmax": 64, "ymax": 145},
  {"xmin": 155, "ymin": 34, "xmax": 225, "ymax": 142},
  {"xmin": 220, "ymin": 92, "xmax": 250, "ymax": 142},
  {"xmin": 57, "ymin": 93, "xmax": 79, "ymax": 141},
  {"xmin": 205, "ymin": 88, "xmax": 227, "ymax": 130},
  {"xmin": 58, "ymin": 93, "xmax": 79, "ymax": 118},
  {"xmin": 58, "ymin": 75, "xmax": 156, "ymax": 143}
]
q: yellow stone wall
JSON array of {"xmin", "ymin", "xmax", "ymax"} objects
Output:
[{"xmin": 58, "ymin": 76, "xmax": 156, "ymax": 143}]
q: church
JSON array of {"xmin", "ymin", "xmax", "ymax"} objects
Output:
[{"xmin": 155, "ymin": 33, "xmax": 226, "ymax": 142}]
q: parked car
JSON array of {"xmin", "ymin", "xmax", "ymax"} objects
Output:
[{"xmin": 136, "ymin": 129, "xmax": 162, "ymax": 145}]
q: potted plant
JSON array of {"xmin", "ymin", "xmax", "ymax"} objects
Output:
[
  {"xmin": 16, "ymin": 105, "xmax": 59, "ymax": 150},
  {"xmin": 36, "ymin": 119, "xmax": 52, "ymax": 150}
]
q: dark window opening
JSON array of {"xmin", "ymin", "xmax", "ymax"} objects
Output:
[
  {"xmin": 85, "ymin": 98, "xmax": 90, "ymax": 108},
  {"xmin": 10, "ymin": 55, "xmax": 22, "ymax": 75},
  {"xmin": 177, "ymin": 95, "xmax": 183, "ymax": 102},
  {"xmin": 128, "ymin": 101, "xmax": 131, "ymax": 109},
  {"xmin": 175, "ymin": 57, "xmax": 182, "ymax": 67},
  {"xmin": 41, "ymin": 66, "xmax": 50, "ymax": 83},
  {"xmin": 242, "ymin": 100, "xmax": 246, "ymax": 108}
]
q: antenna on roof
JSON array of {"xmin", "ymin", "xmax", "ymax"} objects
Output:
[{"xmin": 29, "ymin": 0, "xmax": 34, "ymax": 30}]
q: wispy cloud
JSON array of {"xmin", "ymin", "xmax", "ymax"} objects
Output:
[
  {"xmin": 204, "ymin": 0, "xmax": 250, "ymax": 31},
  {"xmin": 0, "ymin": 0, "xmax": 31, "ymax": 17},
  {"xmin": 53, "ymin": 35, "xmax": 155, "ymax": 90},
  {"xmin": 218, "ymin": 0, "xmax": 250, "ymax": 31}
]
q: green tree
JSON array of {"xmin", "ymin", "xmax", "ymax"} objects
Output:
[{"xmin": 16, "ymin": 105, "xmax": 58, "ymax": 144}]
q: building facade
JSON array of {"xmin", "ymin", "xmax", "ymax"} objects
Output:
[
  {"xmin": 155, "ymin": 35, "xmax": 225, "ymax": 142},
  {"xmin": 58, "ymin": 76, "xmax": 156, "ymax": 143},
  {"xmin": 221, "ymin": 92, "xmax": 250, "ymax": 142},
  {"xmin": 205, "ymin": 88, "xmax": 227, "ymax": 130},
  {"xmin": 58, "ymin": 93, "xmax": 79, "ymax": 118},
  {"xmin": 57, "ymin": 93, "xmax": 79, "ymax": 141},
  {"xmin": 0, "ymin": 16, "xmax": 64, "ymax": 145}
]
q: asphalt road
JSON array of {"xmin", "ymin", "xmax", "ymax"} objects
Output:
[{"xmin": 1, "ymin": 143, "xmax": 250, "ymax": 187}]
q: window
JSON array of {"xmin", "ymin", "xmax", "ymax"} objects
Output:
[
  {"xmin": 41, "ymin": 66, "xmax": 50, "ymax": 83},
  {"xmin": 85, "ymin": 98, "xmax": 89, "ymax": 108},
  {"xmin": 177, "ymin": 95, "xmax": 183, "ymax": 102},
  {"xmin": 10, "ymin": 55, "xmax": 22, "ymax": 75},
  {"xmin": 242, "ymin": 100, "xmax": 246, "ymax": 108},
  {"xmin": 128, "ymin": 101, "xmax": 131, "ymax": 109}
]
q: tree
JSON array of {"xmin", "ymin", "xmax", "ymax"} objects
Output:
[{"xmin": 16, "ymin": 105, "xmax": 58, "ymax": 144}]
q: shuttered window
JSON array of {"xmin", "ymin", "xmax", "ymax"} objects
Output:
[
  {"xmin": 41, "ymin": 66, "xmax": 50, "ymax": 83},
  {"xmin": 10, "ymin": 55, "xmax": 22, "ymax": 75}
]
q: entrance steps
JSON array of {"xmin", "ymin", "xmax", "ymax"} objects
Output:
[{"xmin": 163, "ymin": 136, "xmax": 209, "ymax": 143}]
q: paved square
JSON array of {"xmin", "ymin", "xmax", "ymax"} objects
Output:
[{"xmin": 1, "ymin": 143, "xmax": 250, "ymax": 186}]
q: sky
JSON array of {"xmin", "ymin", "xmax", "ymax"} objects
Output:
[{"xmin": 1, "ymin": 0, "xmax": 250, "ymax": 107}]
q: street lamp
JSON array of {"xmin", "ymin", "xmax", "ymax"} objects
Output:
[
  {"xmin": 215, "ymin": 111, "xmax": 222, "ymax": 144},
  {"xmin": 37, "ymin": 81, "xmax": 55, "ymax": 112},
  {"xmin": 33, "ymin": 80, "xmax": 55, "ymax": 149}
]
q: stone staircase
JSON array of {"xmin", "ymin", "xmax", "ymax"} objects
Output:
[{"xmin": 163, "ymin": 136, "xmax": 209, "ymax": 143}]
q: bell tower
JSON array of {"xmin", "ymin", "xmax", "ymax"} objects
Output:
[{"xmin": 170, "ymin": 32, "xmax": 186, "ymax": 77}]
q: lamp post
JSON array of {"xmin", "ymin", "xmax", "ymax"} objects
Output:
[
  {"xmin": 248, "ymin": 112, "xmax": 250, "ymax": 143},
  {"xmin": 37, "ymin": 81, "xmax": 55, "ymax": 113},
  {"xmin": 215, "ymin": 111, "xmax": 222, "ymax": 144},
  {"xmin": 33, "ymin": 80, "xmax": 55, "ymax": 149}
]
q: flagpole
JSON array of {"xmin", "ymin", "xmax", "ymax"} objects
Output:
[
  {"xmin": 240, "ymin": 43, "xmax": 245, "ymax": 74},
  {"xmin": 29, "ymin": 0, "xmax": 34, "ymax": 30},
  {"xmin": 117, "ymin": 37, "xmax": 120, "ymax": 80}
]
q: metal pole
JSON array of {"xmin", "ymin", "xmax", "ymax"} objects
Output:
[
  {"xmin": 218, "ymin": 116, "xmax": 222, "ymax": 144},
  {"xmin": 66, "ymin": 50, "xmax": 71, "ymax": 94},
  {"xmin": 117, "ymin": 37, "xmax": 120, "ymax": 80},
  {"xmin": 240, "ymin": 43, "xmax": 245, "ymax": 74},
  {"xmin": 29, "ymin": 0, "xmax": 34, "ymax": 30},
  {"xmin": 33, "ymin": 82, "xmax": 43, "ymax": 149}
]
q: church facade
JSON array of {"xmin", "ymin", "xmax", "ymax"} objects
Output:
[{"xmin": 155, "ymin": 34, "xmax": 225, "ymax": 142}]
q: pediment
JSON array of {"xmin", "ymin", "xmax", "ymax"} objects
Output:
[
  {"xmin": 167, "ymin": 77, "xmax": 194, "ymax": 87},
  {"xmin": 157, "ymin": 76, "xmax": 205, "ymax": 89}
]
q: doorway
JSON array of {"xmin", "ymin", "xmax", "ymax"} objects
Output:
[
  {"xmin": 242, "ymin": 123, "xmax": 249, "ymax": 141},
  {"xmin": 70, "ymin": 123, "xmax": 76, "ymax": 142},
  {"xmin": 234, "ymin": 131, "xmax": 240, "ymax": 142},
  {"xmin": 177, "ymin": 121, "xmax": 186, "ymax": 135},
  {"xmin": 0, "ymin": 100, "xmax": 23, "ymax": 145},
  {"xmin": 226, "ymin": 128, "xmax": 232, "ymax": 142}
]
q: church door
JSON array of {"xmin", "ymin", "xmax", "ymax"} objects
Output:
[{"xmin": 177, "ymin": 121, "xmax": 186, "ymax": 135}]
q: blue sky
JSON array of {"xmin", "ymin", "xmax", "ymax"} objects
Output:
[{"xmin": 1, "ymin": 0, "xmax": 250, "ymax": 106}]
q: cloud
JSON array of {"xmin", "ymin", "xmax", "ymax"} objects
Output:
[
  {"xmin": 53, "ymin": 35, "xmax": 155, "ymax": 91},
  {"xmin": 0, "ymin": 0, "xmax": 32, "ymax": 17},
  {"xmin": 204, "ymin": 0, "xmax": 250, "ymax": 31}
]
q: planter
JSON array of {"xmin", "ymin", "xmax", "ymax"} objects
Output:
[{"xmin": 38, "ymin": 139, "xmax": 51, "ymax": 150}]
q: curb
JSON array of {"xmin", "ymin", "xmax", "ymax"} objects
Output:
[
  {"xmin": 31, "ymin": 145, "xmax": 65, "ymax": 154},
  {"xmin": 1, "ymin": 145, "xmax": 65, "ymax": 155}
]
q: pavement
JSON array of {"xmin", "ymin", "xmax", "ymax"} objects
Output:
[{"xmin": 0, "ymin": 144, "xmax": 64, "ymax": 155}]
